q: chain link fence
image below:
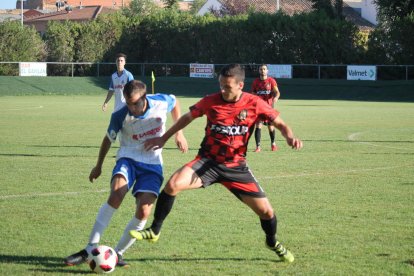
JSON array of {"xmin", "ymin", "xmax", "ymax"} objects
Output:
[{"xmin": 1, "ymin": 62, "xmax": 413, "ymax": 80}]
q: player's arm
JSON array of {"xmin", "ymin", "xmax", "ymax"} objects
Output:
[
  {"xmin": 271, "ymin": 116, "xmax": 302, "ymax": 150},
  {"xmin": 102, "ymin": 90, "xmax": 114, "ymax": 111},
  {"xmin": 273, "ymin": 85, "xmax": 280, "ymax": 103},
  {"xmin": 89, "ymin": 136, "xmax": 112, "ymax": 182},
  {"xmin": 170, "ymin": 98, "xmax": 188, "ymax": 153},
  {"xmin": 145, "ymin": 112, "xmax": 194, "ymax": 151}
]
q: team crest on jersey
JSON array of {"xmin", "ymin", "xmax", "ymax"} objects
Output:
[
  {"xmin": 238, "ymin": 109, "xmax": 247, "ymax": 121},
  {"xmin": 109, "ymin": 130, "xmax": 117, "ymax": 140}
]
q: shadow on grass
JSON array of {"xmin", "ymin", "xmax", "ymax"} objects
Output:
[
  {"xmin": 0, "ymin": 254, "xmax": 91, "ymax": 274},
  {"xmin": 0, "ymin": 254, "xmax": 281, "ymax": 274}
]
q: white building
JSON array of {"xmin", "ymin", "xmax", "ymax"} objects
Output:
[{"xmin": 344, "ymin": 0, "xmax": 377, "ymax": 25}]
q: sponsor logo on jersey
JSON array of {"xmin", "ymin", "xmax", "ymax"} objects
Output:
[
  {"xmin": 256, "ymin": 90, "xmax": 271, "ymax": 95},
  {"xmin": 132, "ymin": 126, "xmax": 162, "ymax": 140},
  {"xmin": 114, "ymin": 84, "xmax": 124, "ymax": 89},
  {"xmin": 211, "ymin": 124, "xmax": 248, "ymax": 136}
]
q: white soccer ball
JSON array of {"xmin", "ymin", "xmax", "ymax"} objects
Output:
[{"xmin": 88, "ymin": 245, "xmax": 118, "ymax": 274}]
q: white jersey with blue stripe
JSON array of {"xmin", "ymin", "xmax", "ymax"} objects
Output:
[
  {"xmin": 109, "ymin": 69, "xmax": 134, "ymax": 112},
  {"xmin": 106, "ymin": 93, "xmax": 176, "ymax": 165}
]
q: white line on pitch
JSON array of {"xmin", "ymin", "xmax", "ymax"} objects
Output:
[
  {"xmin": 348, "ymin": 131, "xmax": 411, "ymax": 150},
  {"xmin": 0, "ymin": 189, "xmax": 108, "ymax": 200},
  {"xmin": 4, "ymin": 105, "xmax": 44, "ymax": 111}
]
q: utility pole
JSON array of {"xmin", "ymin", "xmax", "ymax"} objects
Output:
[{"xmin": 21, "ymin": 0, "xmax": 23, "ymax": 27}]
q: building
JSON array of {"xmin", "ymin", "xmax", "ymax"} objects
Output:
[
  {"xmin": 16, "ymin": 0, "xmax": 132, "ymax": 10},
  {"xmin": 344, "ymin": 0, "xmax": 377, "ymax": 25},
  {"xmin": 24, "ymin": 5, "xmax": 116, "ymax": 34},
  {"xmin": 197, "ymin": 0, "xmax": 376, "ymax": 31}
]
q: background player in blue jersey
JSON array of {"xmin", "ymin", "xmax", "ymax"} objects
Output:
[
  {"xmin": 102, "ymin": 53, "xmax": 134, "ymax": 112},
  {"xmin": 65, "ymin": 80, "xmax": 188, "ymax": 268},
  {"xmin": 130, "ymin": 64, "xmax": 302, "ymax": 263}
]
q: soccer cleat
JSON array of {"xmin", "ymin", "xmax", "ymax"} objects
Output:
[
  {"xmin": 266, "ymin": 241, "xmax": 294, "ymax": 263},
  {"xmin": 64, "ymin": 249, "xmax": 88, "ymax": 266},
  {"xmin": 254, "ymin": 146, "xmax": 261, "ymax": 152},
  {"xmin": 116, "ymin": 253, "xmax": 130, "ymax": 268},
  {"xmin": 271, "ymin": 144, "xmax": 278, "ymax": 151},
  {"xmin": 129, "ymin": 228, "xmax": 160, "ymax": 243}
]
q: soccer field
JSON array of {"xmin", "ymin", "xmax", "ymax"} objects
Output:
[{"xmin": 0, "ymin": 95, "xmax": 413, "ymax": 275}]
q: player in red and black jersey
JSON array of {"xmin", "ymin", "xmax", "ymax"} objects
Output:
[
  {"xmin": 130, "ymin": 64, "xmax": 303, "ymax": 263},
  {"xmin": 251, "ymin": 64, "xmax": 281, "ymax": 152}
]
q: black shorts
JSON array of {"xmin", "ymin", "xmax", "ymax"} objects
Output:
[{"xmin": 185, "ymin": 157, "xmax": 266, "ymax": 199}]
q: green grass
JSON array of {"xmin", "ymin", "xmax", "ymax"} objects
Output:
[
  {"xmin": 1, "ymin": 76, "xmax": 413, "ymax": 101},
  {"xmin": 0, "ymin": 91, "xmax": 414, "ymax": 274}
]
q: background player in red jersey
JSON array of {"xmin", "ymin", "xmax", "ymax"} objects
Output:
[
  {"xmin": 130, "ymin": 64, "xmax": 302, "ymax": 263},
  {"xmin": 251, "ymin": 64, "xmax": 281, "ymax": 152}
]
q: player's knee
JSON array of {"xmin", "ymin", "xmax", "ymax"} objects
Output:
[
  {"xmin": 136, "ymin": 204, "xmax": 152, "ymax": 220},
  {"xmin": 259, "ymin": 207, "xmax": 274, "ymax": 220},
  {"xmin": 164, "ymin": 180, "xmax": 179, "ymax": 194}
]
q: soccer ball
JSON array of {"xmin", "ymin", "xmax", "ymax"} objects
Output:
[{"xmin": 88, "ymin": 245, "xmax": 118, "ymax": 274}]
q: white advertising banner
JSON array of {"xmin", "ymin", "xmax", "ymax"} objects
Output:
[
  {"xmin": 347, "ymin": 65, "xmax": 376, "ymax": 81},
  {"xmin": 267, "ymin": 64, "xmax": 292, "ymax": 79},
  {"xmin": 190, "ymin": 63, "xmax": 214, "ymax": 78},
  {"xmin": 19, "ymin": 62, "xmax": 47, "ymax": 77}
]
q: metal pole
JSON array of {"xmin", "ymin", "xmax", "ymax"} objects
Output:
[
  {"xmin": 21, "ymin": 0, "xmax": 23, "ymax": 27},
  {"xmin": 406, "ymin": 65, "xmax": 408, "ymax": 81},
  {"xmin": 276, "ymin": 0, "xmax": 280, "ymax": 11}
]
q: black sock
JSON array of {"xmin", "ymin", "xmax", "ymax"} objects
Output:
[
  {"xmin": 151, "ymin": 190, "xmax": 176, "ymax": 234},
  {"xmin": 269, "ymin": 129, "xmax": 276, "ymax": 144},
  {"xmin": 260, "ymin": 216, "xmax": 277, "ymax": 247},
  {"xmin": 255, "ymin": 128, "xmax": 261, "ymax": 147}
]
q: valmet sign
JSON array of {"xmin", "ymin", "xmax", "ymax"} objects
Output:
[{"xmin": 347, "ymin": 65, "xmax": 376, "ymax": 81}]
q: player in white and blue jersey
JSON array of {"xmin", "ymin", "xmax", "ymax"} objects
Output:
[
  {"xmin": 65, "ymin": 80, "xmax": 188, "ymax": 268},
  {"xmin": 102, "ymin": 53, "xmax": 134, "ymax": 112}
]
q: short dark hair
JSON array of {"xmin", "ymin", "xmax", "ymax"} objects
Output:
[
  {"xmin": 116, "ymin": 53, "xmax": 127, "ymax": 60},
  {"xmin": 123, "ymin": 80, "xmax": 146, "ymax": 99},
  {"xmin": 220, "ymin": 64, "xmax": 245, "ymax": 82}
]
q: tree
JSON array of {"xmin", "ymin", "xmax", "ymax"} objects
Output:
[
  {"xmin": 374, "ymin": 0, "xmax": 414, "ymax": 24},
  {"xmin": 163, "ymin": 0, "xmax": 179, "ymax": 9},
  {"xmin": 0, "ymin": 21, "xmax": 46, "ymax": 75},
  {"xmin": 124, "ymin": 0, "xmax": 160, "ymax": 17},
  {"xmin": 189, "ymin": 0, "xmax": 207, "ymax": 15},
  {"xmin": 310, "ymin": 0, "xmax": 343, "ymax": 19},
  {"xmin": 210, "ymin": 0, "xmax": 256, "ymax": 16}
]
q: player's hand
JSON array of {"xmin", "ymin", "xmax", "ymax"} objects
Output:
[
  {"xmin": 144, "ymin": 137, "xmax": 165, "ymax": 151},
  {"xmin": 89, "ymin": 166, "xmax": 102, "ymax": 183},
  {"xmin": 102, "ymin": 103, "xmax": 108, "ymax": 112},
  {"xmin": 287, "ymin": 137, "xmax": 303, "ymax": 150},
  {"xmin": 175, "ymin": 132, "xmax": 188, "ymax": 153}
]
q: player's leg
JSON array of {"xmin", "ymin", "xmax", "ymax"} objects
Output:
[
  {"xmin": 115, "ymin": 193, "xmax": 156, "ymax": 267},
  {"xmin": 241, "ymin": 195, "xmax": 294, "ymax": 263},
  {"xmin": 268, "ymin": 125, "xmax": 278, "ymax": 151},
  {"xmin": 64, "ymin": 159, "xmax": 131, "ymax": 266},
  {"xmin": 254, "ymin": 122, "xmax": 263, "ymax": 152},
  {"xmin": 130, "ymin": 163, "xmax": 204, "ymax": 242},
  {"xmin": 115, "ymin": 162, "xmax": 162, "ymax": 266}
]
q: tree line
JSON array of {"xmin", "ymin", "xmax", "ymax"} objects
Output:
[{"xmin": 0, "ymin": 4, "xmax": 413, "ymax": 76}]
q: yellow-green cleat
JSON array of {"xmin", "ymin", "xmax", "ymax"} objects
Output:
[
  {"xmin": 266, "ymin": 241, "xmax": 294, "ymax": 263},
  {"xmin": 129, "ymin": 228, "xmax": 160, "ymax": 243}
]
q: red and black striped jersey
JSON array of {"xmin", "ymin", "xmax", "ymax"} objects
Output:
[
  {"xmin": 251, "ymin": 77, "xmax": 278, "ymax": 106},
  {"xmin": 189, "ymin": 92, "xmax": 279, "ymax": 165}
]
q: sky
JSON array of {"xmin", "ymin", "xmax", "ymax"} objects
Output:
[{"xmin": 0, "ymin": 0, "xmax": 19, "ymax": 10}]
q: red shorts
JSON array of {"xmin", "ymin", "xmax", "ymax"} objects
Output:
[{"xmin": 185, "ymin": 156, "xmax": 266, "ymax": 199}]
